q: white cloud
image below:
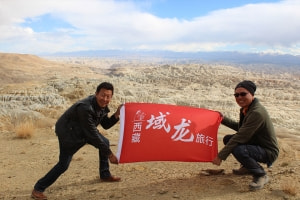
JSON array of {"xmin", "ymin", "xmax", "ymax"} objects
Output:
[{"xmin": 0, "ymin": 0, "xmax": 300, "ymax": 54}]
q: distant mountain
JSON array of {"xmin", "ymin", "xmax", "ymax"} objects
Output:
[{"xmin": 44, "ymin": 50, "xmax": 300, "ymax": 67}]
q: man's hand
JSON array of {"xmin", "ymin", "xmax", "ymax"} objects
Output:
[
  {"xmin": 114, "ymin": 104, "xmax": 123, "ymax": 119},
  {"xmin": 109, "ymin": 153, "xmax": 119, "ymax": 164},
  {"xmin": 212, "ymin": 156, "xmax": 222, "ymax": 166}
]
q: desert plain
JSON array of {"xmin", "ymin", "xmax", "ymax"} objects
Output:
[{"xmin": 0, "ymin": 53, "xmax": 299, "ymax": 200}]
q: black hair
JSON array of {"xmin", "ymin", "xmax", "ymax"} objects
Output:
[
  {"xmin": 96, "ymin": 82, "xmax": 114, "ymax": 95},
  {"xmin": 235, "ymin": 80, "xmax": 256, "ymax": 95}
]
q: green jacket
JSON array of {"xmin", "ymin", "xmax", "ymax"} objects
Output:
[{"xmin": 218, "ymin": 98, "xmax": 279, "ymax": 164}]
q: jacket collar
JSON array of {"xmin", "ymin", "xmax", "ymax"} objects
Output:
[{"xmin": 240, "ymin": 98, "xmax": 258, "ymax": 115}]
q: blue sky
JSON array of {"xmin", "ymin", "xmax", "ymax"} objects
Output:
[
  {"xmin": 138, "ymin": 0, "xmax": 281, "ymax": 19},
  {"xmin": 0, "ymin": 0, "xmax": 299, "ymax": 55}
]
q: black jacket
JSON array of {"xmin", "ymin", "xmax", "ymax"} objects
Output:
[{"xmin": 55, "ymin": 95, "xmax": 119, "ymax": 155}]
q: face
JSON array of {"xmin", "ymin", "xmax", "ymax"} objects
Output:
[
  {"xmin": 95, "ymin": 88, "xmax": 113, "ymax": 108},
  {"xmin": 234, "ymin": 87, "xmax": 254, "ymax": 108}
]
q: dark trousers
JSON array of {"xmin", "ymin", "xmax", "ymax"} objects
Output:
[
  {"xmin": 223, "ymin": 134, "xmax": 268, "ymax": 177},
  {"xmin": 34, "ymin": 135, "xmax": 111, "ymax": 192}
]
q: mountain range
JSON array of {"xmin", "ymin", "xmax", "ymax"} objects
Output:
[{"xmin": 45, "ymin": 50, "xmax": 300, "ymax": 67}]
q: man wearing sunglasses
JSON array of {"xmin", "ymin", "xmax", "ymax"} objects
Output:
[{"xmin": 212, "ymin": 80, "xmax": 279, "ymax": 191}]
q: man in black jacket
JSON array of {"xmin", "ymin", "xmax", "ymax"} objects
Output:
[{"xmin": 32, "ymin": 82, "xmax": 122, "ymax": 200}]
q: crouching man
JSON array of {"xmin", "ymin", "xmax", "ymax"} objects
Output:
[{"xmin": 212, "ymin": 80, "xmax": 279, "ymax": 190}]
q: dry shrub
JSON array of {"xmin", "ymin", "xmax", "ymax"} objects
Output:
[
  {"xmin": 37, "ymin": 107, "xmax": 64, "ymax": 119},
  {"xmin": 35, "ymin": 117, "xmax": 56, "ymax": 129},
  {"xmin": 281, "ymin": 178, "xmax": 298, "ymax": 196},
  {"xmin": 14, "ymin": 119, "xmax": 35, "ymax": 139},
  {"xmin": 0, "ymin": 116, "xmax": 13, "ymax": 132}
]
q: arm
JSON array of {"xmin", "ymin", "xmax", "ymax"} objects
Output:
[
  {"xmin": 221, "ymin": 116, "xmax": 239, "ymax": 131},
  {"xmin": 101, "ymin": 104, "xmax": 123, "ymax": 129},
  {"xmin": 77, "ymin": 104, "xmax": 112, "ymax": 156},
  {"xmin": 218, "ymin": 111, "xmax": 264, "ymax": 160}
]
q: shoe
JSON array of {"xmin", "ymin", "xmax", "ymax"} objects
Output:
[
  {"xmin": 249, "ymin": 175, "xmax": 269, "ymax": 190},
  {"xmin": 31, "ymin": 189, "xmax": 47, "ymax": 200},
  {"xmin": 232, "ymin": 166, "xmax": 250, "ymax": 175},
  {"xmin": 201, "ymin": 169, "xmax": 225, "ymax": 175},
  {"xmin": 100, "ymin": 176, "xmax": 121, "ymax": 182}
]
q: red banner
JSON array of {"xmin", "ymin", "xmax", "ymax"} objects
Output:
[{"xmin": 116, "ymin": 103, "xmax": 222, "ymax": 163}]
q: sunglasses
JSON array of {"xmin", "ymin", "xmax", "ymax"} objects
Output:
[{"xmin": 234, "ymin": 92, "xmax": 248, "ymax": 97}]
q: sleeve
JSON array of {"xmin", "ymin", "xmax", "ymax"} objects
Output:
[
  {"xmin": 218, "ymin": 111, "xmax": 264, "ymax": 160},
  {"xmin": 100, "ymin": 113, "xmax": 119, "ymax": 130},
  {"xmin": 221, "ymin": 116, "xmax": 239, "ymax": 131},
  {"xmin": 77, "ymin": 104, "xmax": 112, "ymax": 156}
]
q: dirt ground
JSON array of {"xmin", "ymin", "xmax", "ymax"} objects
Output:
[
  {"xmin": 0, "ymin": 53, "xmax": 299, "ymax": 199},
  {"xmin": 0, "ymin": 124, "xmax": 299, "ymax": 200}
]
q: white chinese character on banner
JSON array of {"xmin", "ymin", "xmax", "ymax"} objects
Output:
[
  {"xmin": 133, "ymin": 122, "xmax": 142, "ymax": 132},
  {"xmin": 171, "ymin": 118, "xmax": 194, "ymax": 142},
  {"xmin": 196, "ymin": 133, "xmax": 214, "ymax": 146},
  {"xmin": 134, "ymin": 110, "xmax": 145, "ymax": 121},
  {"xmin": 205, "ymin": 136, "xmax": 214, "ymax": 146},
  {"xmin": 196, "ymin": 133, "xmax": 205, "ymax": 144},
  {"xmin": 146, "ymin": 112, "xmax": 171, "ymax": 133},
  {"xmin": 131, "ymin": 133, "xmax": 141, "ymax": 143}
]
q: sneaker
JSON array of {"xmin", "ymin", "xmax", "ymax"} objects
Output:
[
  {"xmin": 249, "ymin": 175, "xmax": 269, "ymax": 190},
  {"xmin": 232, "ymin": 166, "xmax": 251, "ymax": 175},
  {"xmin": 31, "ymin": 189, "xmax": 47, "ymax": 200}
]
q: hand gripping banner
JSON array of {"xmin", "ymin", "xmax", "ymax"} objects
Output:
[{"xmin": 116, "ymin": 103, "xmax": 223, "ymax": 163}]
